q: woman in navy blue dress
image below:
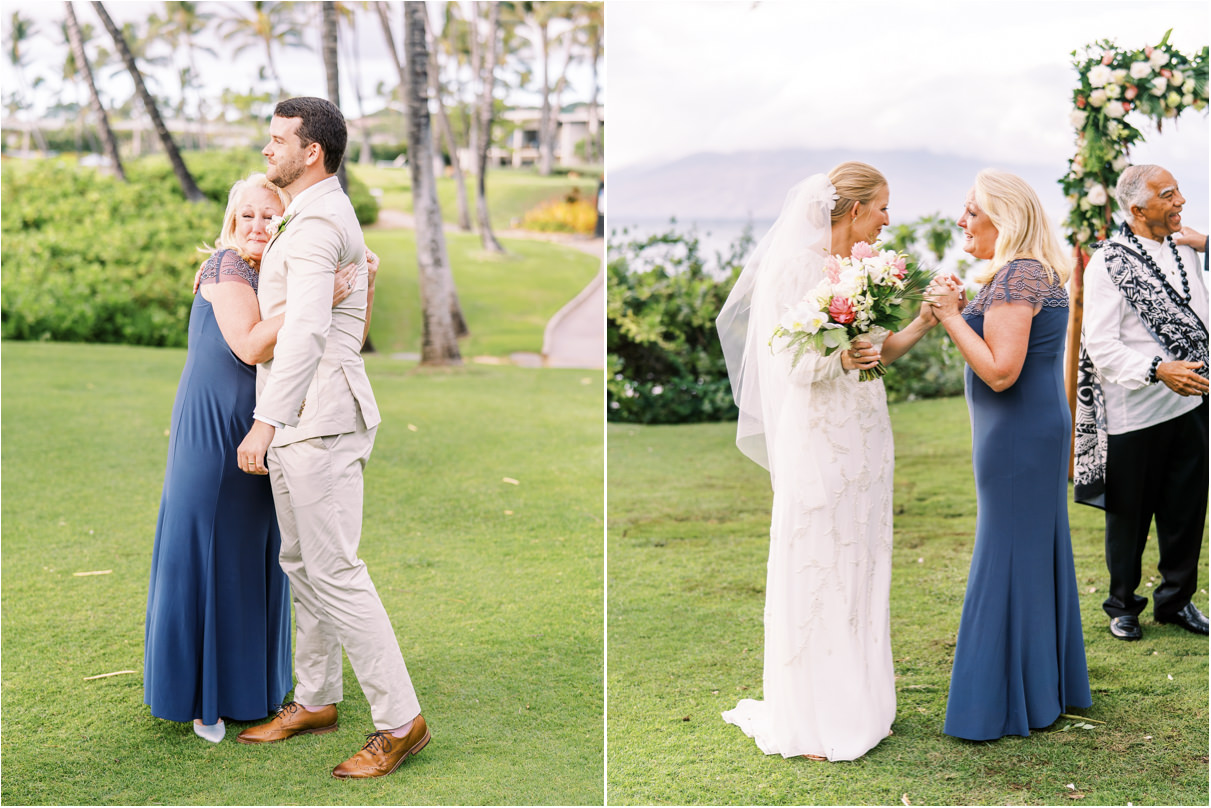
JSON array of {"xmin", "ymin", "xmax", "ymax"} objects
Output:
[
  {"xmin": 929, "ymin": 170, "xmax": 1091, "ymax": 741},
  {"xmin": 145, "ymin": 174, "xmax": 367, "ymax": 743}
]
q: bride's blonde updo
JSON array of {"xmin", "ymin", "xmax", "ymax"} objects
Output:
[{"xmin": 828, "ymin": 161, "xmax": 888, "ymax": 224}]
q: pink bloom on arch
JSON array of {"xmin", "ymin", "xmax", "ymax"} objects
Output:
[
  {"xmin": 1160, "ymin": 68, "xmax": 1172, "ymax": 78},
  {"xmin": 823, "ymin": 255, "xmax": 843, "ymax": 283},
  {"xmin": 828, "ymin": 296, "xmax": 855, "ymax": 325},
  {"xmin": 1125, "ymin": 85, "xmax": 1138, "ymax": 100},
  {"xmin": 1145, "ymin": 46, "xmax": 1154, "ymax": 57},
  {"xmin": 1076, "ymin": 95, "xmax": 1087, "ymax": 108},
  {"xmin": 851, "ymin": 241, "xmax": 877, "ymax": 260},
  {"xmin": 1102, "ymin": 50, "xmax": 1114, "ymax": 65}
]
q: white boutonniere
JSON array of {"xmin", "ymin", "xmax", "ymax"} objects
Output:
[{"xmin": 267, "ymin": 213, "xmax": 294, "ymax": 242}]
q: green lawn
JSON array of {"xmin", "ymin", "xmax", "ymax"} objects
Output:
[
  {"xmin": 1, "ymin": 341, "xmax": 604, "ymax": 806},
  {"xmin": 607, "ymin": 397, "xmax": 1209, "ymax": 806},
  {"xmin": 364, "ymin": 229, "xmax": 598, "ymax": 357},
  {"xmin": 352, "ymin": 165, "xmax": 599, "ymax": 229}
]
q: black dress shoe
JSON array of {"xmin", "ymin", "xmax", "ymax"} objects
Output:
[
  {"xmin": 1156, "ymin": 603, "xmax": 1210, "ymax": 636},
  {"xmin": 1109, "ymin": 615, "xmax": 1142, "ymax": 640}
]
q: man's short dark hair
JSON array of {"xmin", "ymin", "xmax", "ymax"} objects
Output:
[{"xmin": 274, "ymin": 97, "xmax": 347, "ymax": 175}]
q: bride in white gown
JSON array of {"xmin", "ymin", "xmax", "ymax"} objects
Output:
[{"xmin": 716, "ymin": 162, "xmax": 940, "ymax": 761}]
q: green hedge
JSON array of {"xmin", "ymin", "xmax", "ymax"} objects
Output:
[{"xmin": 1, "ymin": 153, "xmax": 379, "ymax": 347}]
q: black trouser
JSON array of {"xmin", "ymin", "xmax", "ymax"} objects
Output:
[{"xmin": 1102, "ymin": 398, "xmax": 1208, "ymax": 620}]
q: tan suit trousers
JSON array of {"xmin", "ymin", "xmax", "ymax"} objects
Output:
[{"xmin": 267, "ymin": 426, "xmax": 421, "ymax": 729}]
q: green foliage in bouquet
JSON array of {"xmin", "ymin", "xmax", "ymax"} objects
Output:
[
  {"xmin": 1061, "ymin": 29, "xmax": 1208, "ymax": 252},
  {"xmin": 607, "ymin": 227, "xmax": 751, "ymax": 424}
]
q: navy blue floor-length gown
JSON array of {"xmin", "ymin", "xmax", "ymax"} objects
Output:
[
  {"xmin": 144, "ymin": 250, "xmax": 292, "ymax": 725},
  {"xmin": 944, "ymin": 258, "xmax": 1091, "ymax": 741}
]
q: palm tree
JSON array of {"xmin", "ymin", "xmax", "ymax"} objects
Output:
[
  {"xmin": 468, "ymin": 0, "xmax": 504, "ymax": 253},
  {"xmin": 511, "ymin": 1, "xmax": 577, "ymax": 176},
  {"xmin": 333, "ymin": 3, "xmax": 375, "ymax": 166},
  {"xmin": 375, "ymin": 1, "xmax": 469, "ymax": 337},
  {"xmin": 64, "ymin": 2, "xmax": 125, "ymax": 180},
  {"xmin": 92, "ymin": 1, "xmax": 204, "ymax": 201},
  {"xmin": 218, "ymin": 1, "xmax": 309, "ymax": 98},
  {"xmin": 318, "ymin": 2, "xmax": 349, "ymax": 192},
  {"xmin": 403, "ymin": 1, "xmax": 464, "ymax": 366},
  {"xmin": 149, "ymin": 2, "xmax": 216, "ymax": 148},
  {"xmin": 424, "ymin": 4, "xmax": 471, "ymax": 230},
  {"xmin": 4, "ymin": 10, "xmax": 51, "ymax": 153},
  {"xmin": 577, "ymin": 2, "xmax": 603, "ymax": 164}
]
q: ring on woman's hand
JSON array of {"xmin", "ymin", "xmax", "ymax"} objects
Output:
[{"xmin": 346, "ymin": 281, "xmax": 352, "ymax": 291}]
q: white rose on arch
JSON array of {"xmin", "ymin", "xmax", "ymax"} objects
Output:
[
  {"xmin": 1130, "ymin": 61, "xmax": 1152, "ymax": 79},
  {"xmin": 1107, "ymin": 121, "xmax": 1123, "ymax": 138},
  {"xmin": 1150, "ymin": 76, "xmax": 1169, "ymax": 96},
  {"xmin": 1086, "ymin": 184, "xmax": 1108, "ymax": 206},
  {"xmin": 1112, "ymin": 68, "xmax": 1128, "ymax": 85},
  {"xmin": 1069, "ymin": 109, "xmax": 1089, "ymax": 129},
  {"xmin": 1105, "ymin": 100, "xmax": 1126, "ymax": 119},
  {"xmin": 1169, "ymin": 70, "xmax": 1184, "ymax": 86},
  {"xmin": 1183, "ymin": 93, "xmax": 1195, "ymax": 106},
  {"xmin": 1112, "ymin": 155, "xmax": 1130, "ymax": 172},
  {"xmin": 1183, "ymin": 78, "xmax": 1196, "ymax": 93},
  {"xmin": 1089, "ymin": 89, "xmax": 1108, "ymax": 107},
  {"xmin": 1166, "ymin": 91, "xmax": 1182, "ymax": 108},
  {"xmin": 1087, "ymin": 64, "xmax": 1114, "ymax": 88},
  {"xmin": 1105, "ymin": 83, "xmax": 1121, "ymax": 99},
  {"xmin": 1149, "ymin": 49, "xmax": 1170, "ymax": 68}
]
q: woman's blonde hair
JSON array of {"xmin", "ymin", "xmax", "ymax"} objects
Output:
[
  {"xmin": 971, "ymin": 169, "xmax": 1071, "ymax": 285},
  {"xmin": 828, "ymin": 161, "xmax": 887, "ymax": 224},
  {"xmin": 202, "ymin": 173, "xmax": 288, "ymax": 268}
]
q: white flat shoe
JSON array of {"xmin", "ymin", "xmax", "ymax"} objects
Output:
[{"xmin": 193, "ymin": 719, "xmax": 225, "ymax": 743}]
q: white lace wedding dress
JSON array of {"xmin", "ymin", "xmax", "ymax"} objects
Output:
[{"xmin": 718, "ymin": 175, "xmax": 897, "ymax": 761}]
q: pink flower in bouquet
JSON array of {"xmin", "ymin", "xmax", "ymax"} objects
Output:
[
  {"xmin": 891, "ymin": 256, "xmax": 907, "ymax": 279},
  {"xmin": 828, "ymin": 296, "xmax": 856, "ymax": 325},
  {"xmin": 823, "ymin": 254, "xmax": 842, "ymax": 283},
  {"xmin": 1125, "ymin": 84, "xmax": 1138, "ymax": 100},
  {"xmin": 850, "ymin": 241, "xmax": 877, "ymax": 260}
]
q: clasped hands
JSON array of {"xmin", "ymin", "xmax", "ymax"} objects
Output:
[{"xmin": 926, "ymin": 273, "xmax": 967, "ymax": 322}]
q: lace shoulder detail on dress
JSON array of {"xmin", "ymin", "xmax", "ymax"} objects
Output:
[
  {"xmin": 963, "ymin": 258, "xmax": 1067, "ymax": 315},
  {"xmin": 197, "ymin": 249, "xmax": 258, "ymax": 292}
]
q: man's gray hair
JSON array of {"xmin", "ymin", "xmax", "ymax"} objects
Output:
[{"xmin": 1115, "ymin": 164, "xmax": 1167, "ymax": 214}]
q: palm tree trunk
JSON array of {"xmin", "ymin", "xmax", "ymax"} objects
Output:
[
  {"xmin": 424, "ymin": 10, "xmax": 471, "ymax": 231},
  {"xmin": 92, "ymin": 1, "xmax": 203, "ymax": 201},
  {"xmin": 404, "ymin": 1, "xmax": 463, "ymax": 366},
  {"xmin": 65, "ymin": 2, "xmax": 125, "ymax": 181},
  {"xmin": 537, "ymin": 21, "xmax": 553, "ymax": 176},
  {"xmin": 321, "ymin": 2, "xmax": 348, "ymax": 193},
  {"xmin": 472, "ymin": 1, "xmax": 504, "ymax": 253}
]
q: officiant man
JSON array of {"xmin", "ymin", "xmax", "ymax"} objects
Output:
[{"xmin": 1074, "ymin": 163, "xmax": 1209, "ymax": 642}]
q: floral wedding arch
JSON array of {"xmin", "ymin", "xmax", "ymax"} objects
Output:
[{"xmin": 1059, "ymin": 30, "xmax": 1208, "ymax": 451}]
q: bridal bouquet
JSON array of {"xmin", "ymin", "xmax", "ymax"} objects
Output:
[{"xmin": 770, "ymin": 242, "xmax": 933, "ymax": 381}]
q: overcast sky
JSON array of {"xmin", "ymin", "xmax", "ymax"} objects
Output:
[
  {"xmin": 607, "ymin": 0, "xmax": 1209, "ymax": 172},
  {"xmin": 0, "ymin": 1, "xmax": 600, "ymax": 120}
]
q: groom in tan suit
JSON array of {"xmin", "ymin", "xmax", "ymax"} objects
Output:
[{"xmin": 234, "ymin": 97, "xmax": 428, "ymax": 779}]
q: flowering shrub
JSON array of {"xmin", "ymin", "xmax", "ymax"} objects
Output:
[
  {"xmin": 522, "ymin": 198, "xmax": 598, "ymax": 234},
  {"xmin": 1061, "ymin": 30, "xmax": 1208, "ymax": 252}
]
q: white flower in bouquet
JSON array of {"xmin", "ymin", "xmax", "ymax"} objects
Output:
[
  {"xmin": 1087, "ymin": 64, "xmax": 1113, "ymax": 87},
  {"xmin": 1130, "ymin": 61, "xmax": 1152, "ymax": 79},
  {"xmin": 1112, "ymin": 68, "xmax": 1128, "ymax": 85},
  {"xmin": 1149, "ymin": 49, "xmax": 1170, "ymax": 68},
  {"xmin": 782, "ymin": 299, "xmax": 829, "ymax": 335},
  {"xmin": 1089, "ymin": 89, "xmax": 1108, "ymax": 107},
  {"xmin": 1169, "ymin": 69, "xmax": 1184, "ymax": 86},
  {"xmin": 1150, "ymin": 76, "xmax": 1169, "ymax": 96},
  {"xmin": 1105, "ymin": 100, "xmax": 1126, "ymax": 119},
  {"xmin": 1069, "ymin": 109, "xmax": 1088, "ymax": 129},
  {"xmin": 1183, "ymin": 93, "xmax": 1195, "ymax": 106},
  {"xmin": 1112, "ymin": 154, "xmax": 1130, "ymax": 172},
  {"xmin": 1086, "ymin": 184, "xmax": 1108, "ymax": 206},
  {"xmin": 1104, "ymin": 83, "xmax": 1121, "ymax": 99}
]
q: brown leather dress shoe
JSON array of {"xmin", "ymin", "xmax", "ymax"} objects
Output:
[
  {"xmin": 331, "ymin": 715, "xmax": 430, "ymax": 779},
  {"xmin": 236, "ymin": 701, "xmax": 338, "ymax": 744}
]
